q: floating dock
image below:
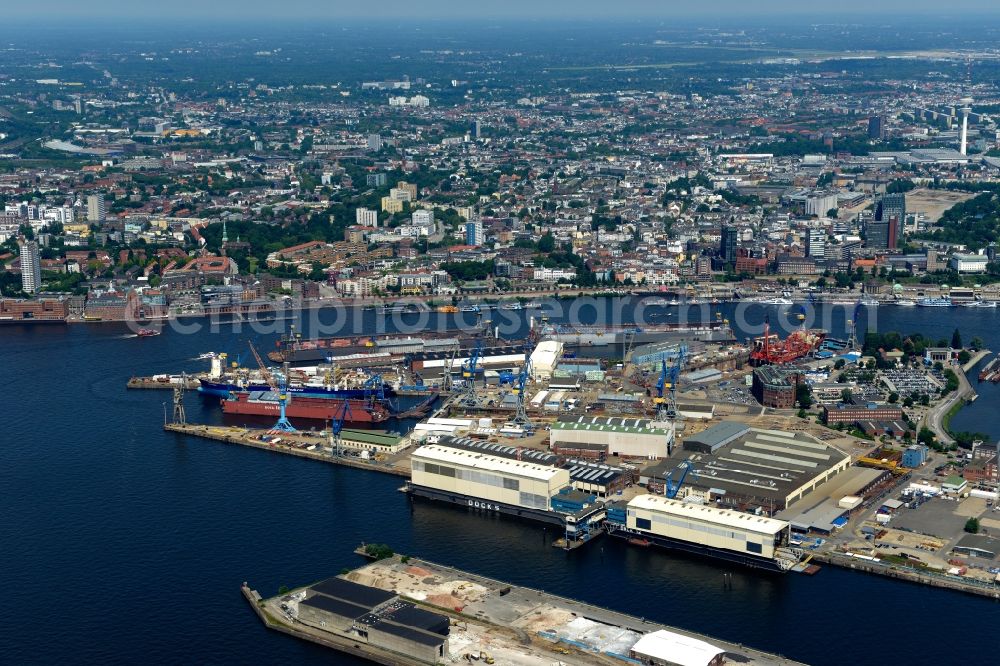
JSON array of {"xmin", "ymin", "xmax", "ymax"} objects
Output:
[{"xmin": 245, "ymin": 552, "xmax": 809, "ymax": 666}]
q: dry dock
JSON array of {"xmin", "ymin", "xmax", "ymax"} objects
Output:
[{"xmin": 247, "ymin": 553, "xmax": 809, "ymax": 666}]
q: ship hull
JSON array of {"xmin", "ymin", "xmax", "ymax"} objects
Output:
[
  {"xmin": 221, "ymin": 394, "xmax": 389, "ymax": 424},
  {"xmin": 198, "ymin": 378, "xmax": 393, "ymax": 399}
]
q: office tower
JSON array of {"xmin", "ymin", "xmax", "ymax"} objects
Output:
[
  {"xmin": 465, "ymin": 218, "xmax": 484, "ymax": 246},
  {"xmin": 805, "ymin": 228, "xmax": 826, "ymax": 258},
  {"xmin": 720, "ymin": 225, "xmax": 738, "ymax": 264},
  {"xmin": 472, "ymin": 120, "xmax": 481, "ymax": 139},
  {"xmin": 876, "ymin": 193, "xmax": 906, "ymax": 224},
  {"xmin": 865, "ymin": 218, "xmax": 898, "ymax": 250},
  {"xmin": 867, "ymin": 115, "xmax": 884, "ymax": 140},
  {"xmin": 87, "ymin": 194, "xmax": 106, "ymax": 222},
  {"xmin": 356, "ymin": 207, "xmax": 378, "ymax": 227},
  {"xmin": 19, "ymin": 238, "xmax": 41, "ymax": 294}
]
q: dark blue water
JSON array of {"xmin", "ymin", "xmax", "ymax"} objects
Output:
[{"xmin": 2, "ymin": 301, "xmax": 998, "ymax": 666}]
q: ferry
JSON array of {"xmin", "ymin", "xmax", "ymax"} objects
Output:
[
  {"xmin": 917, "ymin": 297, "xmax": 952, "ymax": 308},
  {"xmin": 459, "ymin": 304, "xmax": 481, "ymax": 313},
  {"xmin": 499, "ymin": 302, "xmax": 524, "ymax": 311}
]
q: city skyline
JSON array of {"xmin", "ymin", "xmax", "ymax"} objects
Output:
[{"xmin": 6, "ymin": 0, "xmax": 1000, "ymax": 21}]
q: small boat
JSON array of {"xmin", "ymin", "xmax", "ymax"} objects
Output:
[
  {"xmin": 965, "ymin": 300, "xmax": 998, "ymax": 308},
  {"xmin": 860, "ymin": 296, "xmax": 880, "ymax": 307},
  {"xmin": 136, "ymin": 328, "xmax": 160, "ymax": 337},
  {"xmin": 500, "ymin": 302, "xmax": 523, "ymax": 311},
  {"xmin": 436, "ymin": 305, "xmax": 458, "ymax": 313},
  {"xmin": 646, "ymin": 298, "xmax": 673, "ymax": 306},
  {"xmin": 894, "ymin": 299, "xmax": 916, "ymax": 307},
  {"xmin": 459, "ymin": 305, "xmax": 480, "ymax": 313},
  {"xmin": 760, "ymin": 297, "xmax": 794, "ymax": 306}
]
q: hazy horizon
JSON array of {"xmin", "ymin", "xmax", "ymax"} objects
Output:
[{"xmin": 6, "ymin": 0, "xmax": 1000, "ymax": 21}]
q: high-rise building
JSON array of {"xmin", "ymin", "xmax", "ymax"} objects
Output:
[
  {"xmin": 367, "ymin": 133, "xmax": 383, "ymax": 151},
  {"xmin": 465, "ymin": 218, "xmax": 484, "ymax": 246},
  {"xmin": 366, "ymin": 173, "xmax": 387, "ymax": 188},
  {"xmin": 867, "ymin": 115, "xmax": 884, "ymax": 140},
  {"xmin": 87, "ymin": 194, "xmax": 106, "ymax": 222},
  {"xmin": 876, "ymin": 193, "xmax": 906, "ymax": 223},
  {"xmin": 865, "ymin": 218, "xmax": 898, "ymax": 250},
  {"xmin": 19, "ymin": 238, "xmax": 41, "ymax": 294},
  {"xmin": 355, "ymin": 207, "xmax": 378, "ymax": 227},
  {"xmin": 805, "ymin": 228, "xmax": 826, "ymax": 258},
  {"xmin": 720, "ymin": 226, "xmax": 739, "ymax": 264},
  {"xmin": 472, "ymin": 120, "xmax": 481, "ymax": 139}
]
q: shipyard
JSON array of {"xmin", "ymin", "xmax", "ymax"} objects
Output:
[{"xmin": 138, "ymin": 290, "xmax": 1000, "ymax": 627}]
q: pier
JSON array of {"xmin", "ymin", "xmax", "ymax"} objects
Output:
[
  {"xmin": 246, "ymin": 551, "xmax": 808, "ymax": 666},
  {"xmin": 810, "ymin": 550, "xmax": 1000, "ymax": 600},
  {"xmin": 163, "ymin": 423, "xmax": 410, "ymax": 477}
]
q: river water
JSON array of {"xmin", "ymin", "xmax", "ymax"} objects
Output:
[{"xmin": 2, "ymin": 300, "xmax": 997, "ymax": 665}]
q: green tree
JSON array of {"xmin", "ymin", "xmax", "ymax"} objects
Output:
[
  {"xmin": 958, "ymin": 350, "xmax": 971, "ymax": 365},
  {"xmin": 537, "ymin": 232, "xmax": 555, "ymax": 253},
  {"xmin": 970, "ymin": 336, "xmax": 984, "ymax": 351},
  {"xmin": 888, "ymin": 392, "xmax": 899, "ymax": 404},
  {"xmin": 951, "ymin": 329, "xmax": 962, "ymax": 349},
  {"xmin": 917, "ymin": 427, "xmax": 935, "ymax": 445},
  {"xmin": 795, "ymin": 383, "xmax": 813, "ymax": 409},
  {"xmin": 841, "ymin": 388, "xmax": 853, "ymax": 404},
  {"xmin": 965, "ymin": 518, "xmax": 980, "ymax": 534}
]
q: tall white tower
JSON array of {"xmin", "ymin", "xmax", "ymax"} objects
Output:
[{"xmin": 959, "ymin": 97, "xmax": 973, "ymax": 155}]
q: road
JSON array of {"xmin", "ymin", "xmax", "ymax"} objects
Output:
[{"xmin": 922, "ymin": 355, "xmax": 983, "ymax": 445}]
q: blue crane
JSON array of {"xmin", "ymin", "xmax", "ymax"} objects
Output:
[
  {"xmin": 459, "ymin": 339, "xmax": 485, "ymax": 407},
  {"xmin": 663, "ymin": 461, "xmax": 698, "ymax": 499},
  {"xmin": 511, "ymin": 345, "xmax": 533, "ymax": 428},
  {"xmin": 654, "ymin": 345, "xmax": 687, "ymax": 421},
  {"xmin": 329, "ymin": 399, "xmax": 353, "ymax": 457},
  {"xmin": 249, "ymin": 341, "xmax": 295, "ymax": 432}
]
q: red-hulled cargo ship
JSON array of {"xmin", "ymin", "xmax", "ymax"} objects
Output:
[{"xmin": 221, "ymin": 391, "xmax": 390, "ymax": 424}]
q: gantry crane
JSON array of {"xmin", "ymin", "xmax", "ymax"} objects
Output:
[
  {"xmin": 653, "ymin": 344, "xmax": 687, "ymax": 421},
  {"xmin": 329, "ymin": 399, "xmax": 352, "ymax": 457},
  {"xmin": 511, "ymin": 345, "xmax": 534, "ymax": 429},
  {"xmin": 459, "ymin": 339, "xmax": 484, "ymax": 408},
  {"xmin": 249, "ymin": 341, "xmax": 295, "ymax": 432}
]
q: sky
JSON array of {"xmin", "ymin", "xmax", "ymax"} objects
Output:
[{"xmin": 7, "ymin": 0, "xmax": 1000, "ymax": 21}]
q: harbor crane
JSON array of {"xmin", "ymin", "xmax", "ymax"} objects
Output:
[
  {"xmin": 249, "ymin": 341, "xmax": 295, "ymax": 432},
  {"xmin": 458, "ymin": 339, "xmax": 484, "ymax": 408},
  {"xmin": 510, "ymin": 345, "xmax": 534, "ymax": 429},
  {"xmin": 328, "ymin": 399, "xmax": 352, "ymax": 457},
  {"xmin": 653, "ymin": 344, "xmax": 687, "ymax": 422},
  {"xmin": 662, "ymin": 461, "xmax": 698, "ymax": 499}
]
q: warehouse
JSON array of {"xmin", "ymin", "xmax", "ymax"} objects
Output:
[
  {"xmin": 409, "ymin": 444, "xmax": 571, "ymax": 523},
  {"xmin": 551, "ymin": 416, "xmax": 674, "ymax": 459},
  {"xmin": 664, "ymin": 423, "xmax": 851, "ymax": 514},
  {"xmin": 629, "ymin": 629, "xmax": 725, "ymax": 666},
  {"xmin": 617, "ymin": 494, "xmax": 791, "ymax": 570},
  {"xmin": 562, "ymin": 459, "xmax": 628, "ymax": 496},
  {"xmin": 340, "ymin": 429, "xmax": 407, "ymax": 455},
  {"xmin": 297, "ymin": 577, "xmax": 449, "ymax": 664},
  {"xmin": 530, "ymin": 340, "xmax": 564, "ymax": 380}
]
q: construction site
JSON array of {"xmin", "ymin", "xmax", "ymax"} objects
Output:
[{"xmin": 246, "ymin": 552, "xmax": 807, "ymax": 666}]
